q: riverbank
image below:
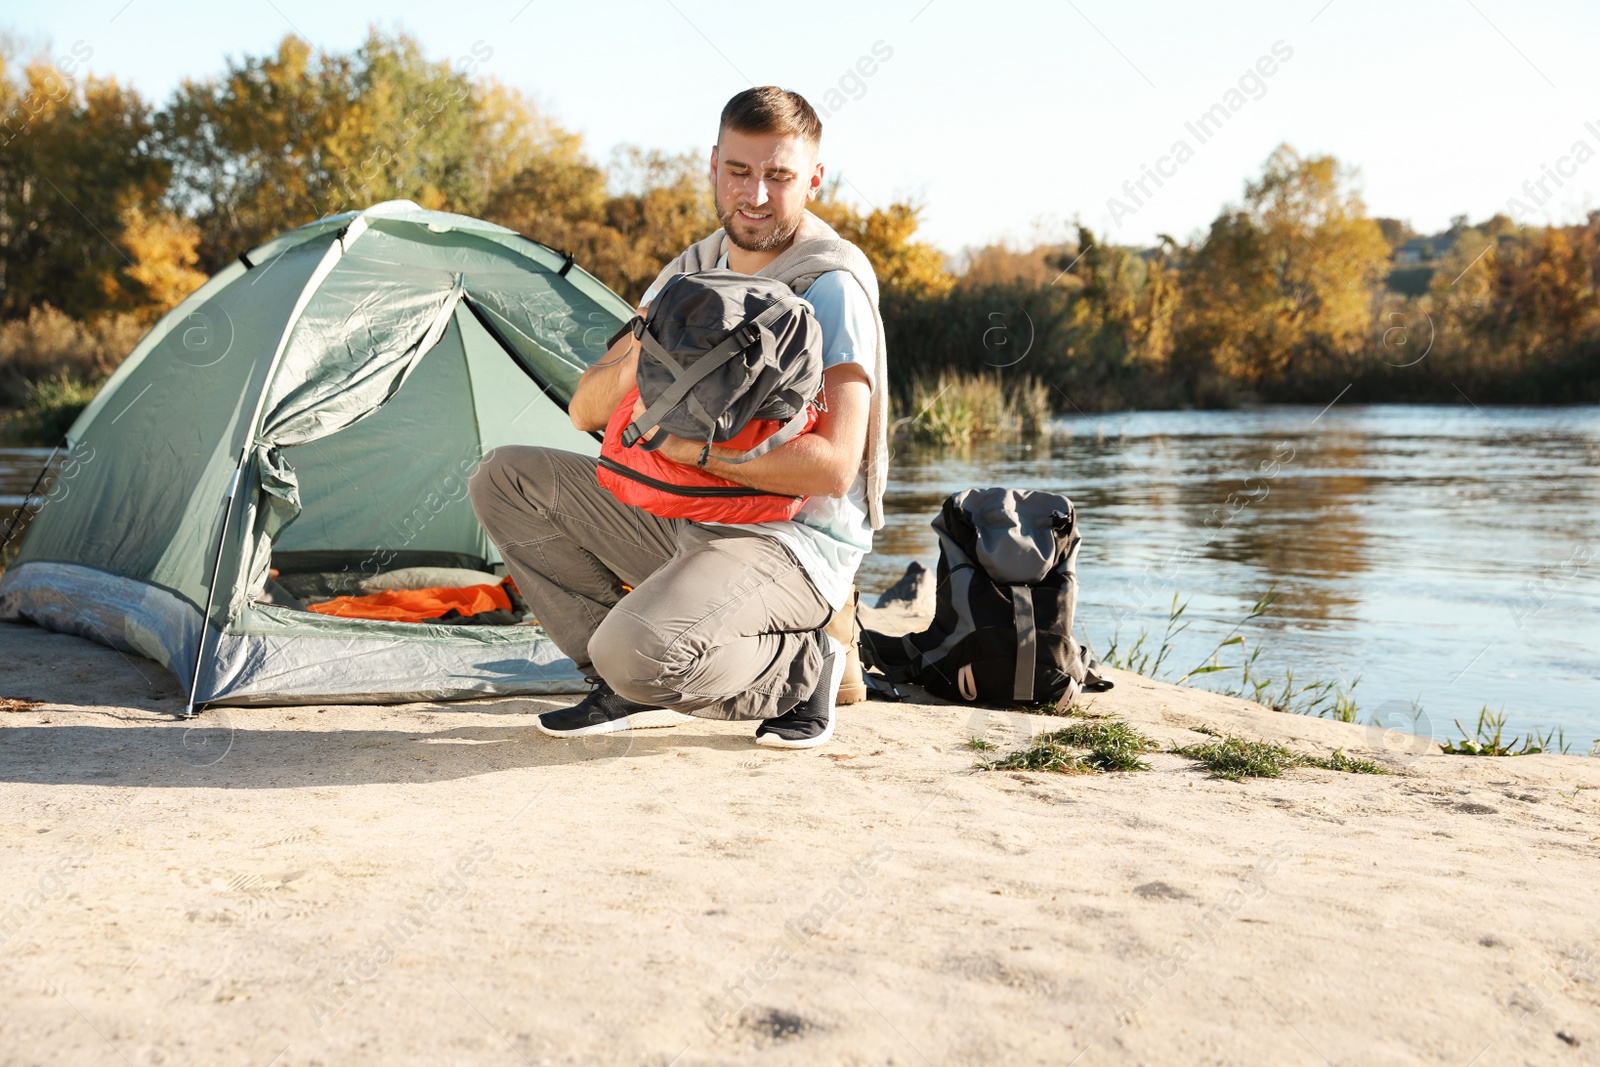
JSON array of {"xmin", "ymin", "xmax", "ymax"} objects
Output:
[{"xmin": 2, "ymin": 608, "xmax": 1596, "ymax": 1065}]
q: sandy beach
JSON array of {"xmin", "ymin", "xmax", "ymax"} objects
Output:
[{"xmin": 2, "ymin": 606, "xmax": 1598, "ymax": 1066}]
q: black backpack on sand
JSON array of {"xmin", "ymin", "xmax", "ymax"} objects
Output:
[{"xmin": 862, "ymin": 487, "xmax": 1111, "ymax": 707}]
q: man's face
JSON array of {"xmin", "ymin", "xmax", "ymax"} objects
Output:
[{"xmin": 710, "ymin": 127, "xmax": 823, "ymax": 253}]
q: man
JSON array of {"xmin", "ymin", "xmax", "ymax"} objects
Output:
[{"xmin": 469, "ymin": 86, "xmax": 888, "ymax": 749}]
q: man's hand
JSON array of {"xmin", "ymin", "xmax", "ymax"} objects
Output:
[{"xmin": 651, "ymin": 363, "xmax": 870, "ymax": 499}]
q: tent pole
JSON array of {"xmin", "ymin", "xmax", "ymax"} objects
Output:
[
  {"xmin": 0, "ymin": 439, "xmax": 63, "ymax": 558},
  {"xmin": 183, "ymin": 456, "xmax": 244, "ymax": 719},
  {"xmin": 179, "ymin": 217, "xmax": 370, "ymax": 718}
]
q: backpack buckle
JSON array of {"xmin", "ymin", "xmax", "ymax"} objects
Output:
[
  {"xmin": 604, "ymin": 316, "xmax": 646, "ymax": 352},
  {"xmin": 732, "ymin": 322, "xmax": 761, "ymax": 350}
]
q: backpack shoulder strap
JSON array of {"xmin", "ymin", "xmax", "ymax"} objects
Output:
[
  {"xmin": 1010, "ymin": 585, "xmax": 1037, "ymax": 702},
  {"xmin": 712, "ymin": 403, "xmax": 811, "ymax": 465}
]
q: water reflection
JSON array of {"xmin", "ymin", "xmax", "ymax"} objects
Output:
[{"xmin": 875, "ymin": 426, "xmax": 1377, "ymax": 626}]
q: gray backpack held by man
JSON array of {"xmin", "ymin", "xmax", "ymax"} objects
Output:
[
  {"xmin": 619, "ymin": 269, "xmax": 823, "ymax": 466},
  {"xmin": 862, "ymin": 487, "xmax": 1112, "ymax": 706}
]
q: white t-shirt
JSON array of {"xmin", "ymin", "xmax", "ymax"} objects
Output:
[{"xmin": 638, "ymin": 260, "xmax": 877, "ymax": 611}]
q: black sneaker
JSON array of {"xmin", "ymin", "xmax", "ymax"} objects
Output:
[
  {"xmin": 755, "ymin": 633, "xmax": 844, "ymax": 749},
  {"xmin": 536, "ymin": 680, "xmax": 694, "ymax": 737}
]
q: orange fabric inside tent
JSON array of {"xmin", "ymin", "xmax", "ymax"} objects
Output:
[{"xmin": 306, "ymin": 582, "xmax": 512, "ymax": 623}]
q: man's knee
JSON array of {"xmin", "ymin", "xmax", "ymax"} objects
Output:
[{"xmin": 589, "ymin": 606, "xmax": 680, "ymax": 703}]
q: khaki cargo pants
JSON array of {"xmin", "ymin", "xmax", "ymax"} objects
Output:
[{"xmin": 468, "ymin": 446, "xmax": 830, "ymax": 720}]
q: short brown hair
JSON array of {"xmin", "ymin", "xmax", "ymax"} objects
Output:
[{"xmin": 719, "ymin": 86, "xmax": 822, "ymax": 147}]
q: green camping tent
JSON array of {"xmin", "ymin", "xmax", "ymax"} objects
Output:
[{"xmin": 0, "ymin": 201, "xmax": 633, "ymax": 712}]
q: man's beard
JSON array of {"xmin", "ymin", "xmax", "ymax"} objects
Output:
[{"xmin": 717, "ymin": 196, "xmax": 804, "ymax": 253}]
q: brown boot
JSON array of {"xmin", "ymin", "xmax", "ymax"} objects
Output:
[{"xmin": 824, "ymin": 585, "xmax": 867, "ymax": 705}]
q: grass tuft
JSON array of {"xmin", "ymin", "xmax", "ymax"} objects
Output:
[
  {"xmin": 1102, "ymin": 587, "xmax": 1361, "ymax": 721},
  {"xmin": 1041, "ymin": 719, "xmax": 1149, "ymax": 750},
  {"xmin": 1172, "ymin": 736, "xmax": 1389, "ymax": 780},
  {"xmin": 1084, "ymin": 742, "xmax": 1152, "ymax": 773},
  {"xmin": 897, "ymin": 370, "xmax": 1052, "ymax": 447},
  {"xmin": 963, "ymin": 736, "xmax": 998, "ymax": 752},
  {"xmin": 1171, "ymin": 737, "xmax": 1299, "ymax": 781},
  {"xmin": 979, "ymin": 719, "xmax": 1158, "ymax": 775},
  {"xmin": 980, "ymin": 738, "xmax": 1096, "ymax": 775},
  {"xmin": 1303, "ymin": 748, "xmax": 1388, "ymax": 775},
  {"xmin": 1440, "ymin": 707, "xmax": 1569, "ymax": 756},
  {"xmin": 1019, "ymin": 700, "xmax": 1092, "ymax": 718}
]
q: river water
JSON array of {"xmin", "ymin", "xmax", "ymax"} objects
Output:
[
  {"xmin": 4, "ymin": 404, "xmax": 1597, "ymax": 746},
  {"xmin": 869, "ymin": 405, "xmax": 1600, "ymax": 749}
]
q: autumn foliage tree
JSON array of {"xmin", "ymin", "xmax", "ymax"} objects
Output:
[
  {"xmin": 4, "ymin": 33, "xmax": 1599, "ymax": 420},
  {"xmin": 117, "ymin": 204, "xmax": 207, "ymax": 317},
  {"xmin": 1470, "ymin": 224, "xmax": 1598, "ymax": 359},
  {"xmin": 0, "ymin": 46, "xmax": 167, "ymax": 320},
  {"xmin": 1176, "ymin": 145, "xmax": 1390, "ymax": 387},
  {"xmin": 156, "ymin": 32, "xmax": 506, "ymax": 268},
  {"xmin": 1408, "ymin": 213, "xmax": 1600, "ymax": 398},
  {"xmin": 1061, "ymin": 225, "xmax": 1178, "ymax": 377}
]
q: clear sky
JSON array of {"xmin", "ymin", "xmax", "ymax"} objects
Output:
[{"xmin": 10, "ymin": 1, "xmax": 1600, "ymax": 254}]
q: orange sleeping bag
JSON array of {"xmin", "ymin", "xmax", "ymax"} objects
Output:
[
  {"xmin": 307, "ymin": 581, "xmax": 513, "ymax": 623},
  {"xmin": 596, "ymin": 387, "xmax": 818, "ymax": 523}
]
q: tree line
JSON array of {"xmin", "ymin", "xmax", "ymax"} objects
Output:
[
  {"xmin": 1, "ymin": 29, "xmax": 1596, "ymax": 419},
  {"xmin": 929, "ymin": 148, "xmax": 1600, "ymax": 410}
]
